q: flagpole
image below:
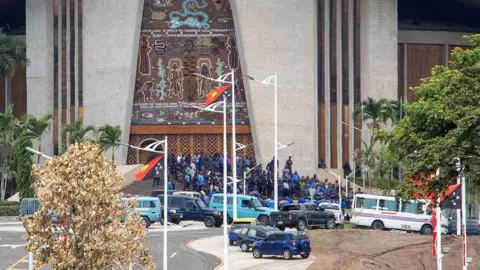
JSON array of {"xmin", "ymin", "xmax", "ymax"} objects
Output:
[
  {"xmin": 462, "ymin": 173, "xmax": 467, "ymax": 270},
  {"xmin": 163, "ymin": 136, "xmax": 168, "ymax": 270},
  {"xmin": 436, "ymin": 167, "xmax": 443, "ymax": 270},
  {"xmin": 231, "ymin": 69, "xmax": 238, "ymax": 220},
  {"xmin": 223, "ymin": 95, "xmax": 229, "ymax": 270},
  {"xmin": 457, "ymin": 158, "xmax": 462, "ymax": 236}
]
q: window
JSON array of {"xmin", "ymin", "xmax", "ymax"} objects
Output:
[
  {"xmin": 256, "ymin": 230, "xmax": 267, "ymax": 238},
  {"xmin": 378, "ymin": 200, "xmax": 397, "ymax": 211},
  {"xmin": 143, "ymin": 201, "xmax": 156, "ymax": 208},
  {"xmin": 320, "ymin": 204, "xmax": 340, "ymax": 211},
  {"xmin": 137, "ymin": 201, "xmax": 142, "ymax": 208},
  {"xmin": 196, "ymin": 199, "xmax": 206, "ymax": 209},
  {"xmin": 272, "ymin": 234, "xmax": 285, "ymax": 241},
  {"xmin": 240, "ymin": 228, "xmax": 249, "ymax": 235},
  {"xmin": 402, "ymin": 202, "xmax": 419, "ymax": 214},
  {"xmin": 355, "ymin": 197, "xmax": 365, "ymax": 209},
  {"xmin": 264, "ymin": 235, "xmax": 274, "ymax": 242},
  {"xmin": 248, "ymin": 229, "xmax": 257, "ymax": 237},
  {"xmin": 212, "ymin": 196, "xmax": 234, "ymax": 204},
  {"xmin": 241, "ymin": 200, "xmax": 252, "ymax": 208},
  {"xmin": 284, "ymin": 205, "xmax": 302, "ymax": 211},
  {"xmin": 186, "ymin": 201, "xmax": 197, "ymax": 210},
  {"xmin": 290, "ymin": 233, "xmax": 308, "ymax": 240},
  {"xmin": 365, "ymin": 198, "xmax": 377, "ymax": 209},
  {"xmin": 170, "ymin": 197, "xmax": 183, "ymax": 207}
]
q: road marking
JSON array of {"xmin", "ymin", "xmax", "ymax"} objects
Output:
[
  {"xmin": 170, "ymin": 252, "xmax": 177, "ymax": 258},
  {"xmin": 0, "ymin": 244, "xmax": 24, "ymax": 249},
  {"xmin": 6, "ymin": 254, "xmax": 28, "ymax": 270},
  {"xmin": 186, "ymin": 238, "xmax": 224, "ymax": 270}
]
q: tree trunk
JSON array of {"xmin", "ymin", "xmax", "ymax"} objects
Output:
[
  {"xmin": 37, "ymin": 139, "xmax": 42, "ymax": 164},
  {"xmin": 4, "ymin": 77, "xmax": 11, "ymax": 113},
  {"xmin": 112, "ymin": 148, "xmax": 115, "ymax": 162}
]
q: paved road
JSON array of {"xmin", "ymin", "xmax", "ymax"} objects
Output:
[{"xmin": 0, "ymin": 221, "xmax": 222, "ymax": 270}]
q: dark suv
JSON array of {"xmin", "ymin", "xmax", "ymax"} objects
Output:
[
  {"xmin": 158, "ymin": 195, "xmax": 223, "ymax": 227},
  {"xmin": 252, "ymin": 231, "xmax": 311, "ymax": 260}
]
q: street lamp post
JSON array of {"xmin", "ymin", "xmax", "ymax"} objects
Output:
[
  {"xmin": 345, "ymin": 167, "xmax": 361, "ymax": 197},
  {"xmin": 188, "ymin": 98, "xmax": 229, "ymax": 270},
  {"xmin": 322, "ymin": 168, "xmax": 342, "ymax": 207},
  {"xmin": 244, "ymin": 74, "xmax": 280, "ymax": 209},
  {"xmin": 232, "ymin": 142, "xmax": 255, "ymax": 219},
  {"xmin": 242, "ymin": 164, "xmax": 262, "ymax": 195},
  {"xmin": 118, "ymin": 139, "xmax": 168, "ymax": 269}
]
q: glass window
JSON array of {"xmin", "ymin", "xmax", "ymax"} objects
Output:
[
  {"xmin": 355, "ymin": 197, "xmax": 365, "ymax": 208},
  {"xmin": 196, "ymin": 199, "xmax": 206, "ymax": 209},
  {"xmin": 186, "ymin": 201, "xmax": 197, "ymax": 210},
  {"xmin": 227, "ymin": 197, "xmax": 233, "ymax": 204},
  {"xmin": 402, "ymin": 202, "xmax": 419, "ymax": 214},
  {"xmin": 284, "ymin": 205, "xmax": 302, "ymax": 211},
  {"xmin": 170, "ymin": 197, "xmax": 183, "ymax": 207},
  {"xmin": 143, "ymin": 201, "xmax": 156, "ymax": 208},
  {"xmin": 264, "ymin": 235, "xmax": 274, "ymax": 242},
  {"xmin": 241, "ymin": 199, "xmax": 252, "ymax": 208},
  {"xmin": 273, "ymin": 234, "xmax": 285, "ymax": 241},
  {"xmin": 290, "ymin": 233, "xmax": 308, "ymax": 240},
  {"xmin": 320, "ymin": 204, "xmax": 340, "ymax": 211},
  {"xmin": 137, "ymin": 201, "xmax": 142, "ymax": 208},
  {"xmin": 378, "ymin": 200, "xmax": 397, "ymax": 211},
  {"xmin": 213, "ymin": 196, "xmax": 222, "ymax": 204},
  {"xmin": 251, "ymin": 198, "xmax": 263, "ymax": 209},
  {"xmin": 240, "ymin": 228, "xmax": 249, "ymax": 235},
  {"xmin": 256, "ymin": 230, "xmax": 267, "ymax": 238},
  {"xmin": 365, "ymin": 198, "xmax": 377, "ymax": 209},
  {"xmin": 248, "ymin": 229, "xmax": 256, "ymax": 237}
]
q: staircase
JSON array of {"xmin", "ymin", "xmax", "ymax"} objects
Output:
[
  {"xmin": 121, "ymin": 178, "xmax": 186, "ymax": 196},
  {"xmin": 315, "ymin": 168, "xmax": 379, "ymax": 194}
]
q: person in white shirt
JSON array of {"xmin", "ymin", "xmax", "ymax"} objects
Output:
[{"xmin": 283, "ymin": 181, "xmax": 289, "ymax": 197}]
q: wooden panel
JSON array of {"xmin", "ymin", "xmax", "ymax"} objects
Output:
[
  {"xmin": 353, "ymin": 106, "xmax": 361, "ymax": 164},
  {"xmin": 330, "ymin": 0, "xmax": 337, "ymax": 104},
  {"xmin": 330, "ymin": 104, "xmax": 338, "ymax": 168},
  {"xmin": 353, "ymin": 0, "xmax": 361, "ymax": 104},
  {"xmin": 318, "ymin": 104, "xmax": 326, "ymax": 161},
  {"xmin": 130, "ymin": 124, "xmax": 251, "ymax": 135},
  {"xmin": 341, "ymin": 0, "xmax": 349, "ymax": 105},
  {"xmin": 398, "ymin": 43, "xmax": 405, "ymax": 100},
  {"xmin": 406, "ymin": 44, "xmax": 442, "ymax": 102},
  {"xmin": 318, "ymin": 0, "xmax": 325, "ymax": 103},
  {"xmin": 0, "ymin": 66, "xmax": 27, "ymax": 118},
  {"xmin": 342, "ymin": 105, "xmax": 349, "ymax": 165}
]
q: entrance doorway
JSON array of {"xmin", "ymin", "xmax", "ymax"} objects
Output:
[{"xmin": 137, "ymin": 140, "xmax": 164, "ymax": 165}]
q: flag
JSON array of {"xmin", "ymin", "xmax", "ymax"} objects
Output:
[
  {"xmin": 205, "ymin": 84, "xmax": 232, "ymax": 106},
  {"xmin": 431, "ymin": 209, "xmax": 437, "ymax": 256},
  {"xmin": 136, "ymin": 155, "xmax": 163, "ymax": 181},
  {"xmin": 440, "ymin": 183, "xmax": 462, "ymax": 209}
]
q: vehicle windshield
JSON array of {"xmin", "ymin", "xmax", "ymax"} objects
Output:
[
  {"xmin": 196, "ymin": 199, "xmax": 206, "ymax": 209},
  {"xmin": 251, "ymin": 198, "xmax": 263, "ymax": 209},
  {"xmin": 291, "ymin": 233, "xmax": 309, "ymax": 240},
  {"xmin": 233, "ymin": 221, "xmax": 252, "ymax": 225},
  {"xmin": 321, "ymin": 204, "xmax": 340, "ymax": 211}
]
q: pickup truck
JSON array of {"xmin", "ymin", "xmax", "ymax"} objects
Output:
[{"xmin": 269, "ymin": 203, "xmax": 336, "ymax": 231}]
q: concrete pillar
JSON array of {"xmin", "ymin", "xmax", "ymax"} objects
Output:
[
  {"xmin": 26, "ymin": 0, "xmax": 55, "ymax": 157},
  {"xmin": 230, "ymin": 0, "xmax": 318, "ymax": 176},
  {"xmin": 82, "ymin": 0, "xmax": 144, "ymax": 164}
]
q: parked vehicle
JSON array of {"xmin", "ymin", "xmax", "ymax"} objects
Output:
[
  {"xmin": 151, "ymin": 190, "xmax": 176, "ymax": 197},
  {"xmin": 173, "ymin": 191, "xmax": 202, "ymax": 199},
  {"xmin": 122, "ymin": 196, "xmax": 163, "ymax": 228},
  {"xmin": 351, "ymin": 194, "xmax": 449, "ymax": 235},
  {"xmin": 209, "ymin": 194, "xmax": 273, "ymax": 225},
  {"xmin": 448, "ymin": 218, "xmax": 480, "ymax": 235},
  {"xmin": 252, "ymin": 231, "xmax": 311, "ymax": 260},
  {"xmin": 228, "ymin": 218, "xmax": 256, "ymax": 245},
  {"xmin": 269, "ymin": 203, "xmax": 336, "ymax": 231},
  {"xmin": 318, "ymin": 202, "xmax": 344, "ymax": 227},
  {"xmin": 158, "ymin": 195, "xmax": 222, "ymax": 227},
  {"xmin": 238, "ymin": 225, "xmax": 279, "ymax": 252}
]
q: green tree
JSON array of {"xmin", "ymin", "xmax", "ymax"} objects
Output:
[
  {"xmin": 12, "ymin": 122, "xmax": 35, "ymax": 198},
  {"xmin": 380, "ymin": 34, "xmax": 480, "ymax": 199},
  {"xmin": 0, "ymin": 33, "xmax": 29, "ymax": 112},
  {"xmin": 0, "ymin": 105, "xmax": 18, "ymax": 200},
  {"xmin": 25, "ymin": 114, "xmax": 52, "ymax": 164},
  {"xmin": 97, "ymin": 124, "xmax": 122, "ymax": 161},
  {"xmin": 63, "ymin": 120, "xmax": 95, "ymax": 147}
]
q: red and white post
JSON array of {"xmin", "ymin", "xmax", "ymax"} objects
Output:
[{"xmin": 461, "ymin": 174, "xmax": 467, "ymax": 270}]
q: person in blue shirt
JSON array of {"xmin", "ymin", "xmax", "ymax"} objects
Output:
[
  {"xmin": 298, "ymin": 197, "xmax": 305, "ymax": 204},
  {"xmin": 184, "ymin": 174, "xmax": 191, "ymax": 191},
  {"xmin": 167, "ymin": 179, "xmax": 174, "ymax": 191},
  {"xmin": 293, "ymin": 171, "xmax": 300, "ymax": 182},
  {"xmin": 267, "ymin": 200, "xmax": 275, "ymax": 209},
  {"xmin": 203, "ymin": 194, "xmax": 210, "ymax": 205},
  {"xmin": 198, "ymin": 173, "xmax": 205, "ymax": 186}
]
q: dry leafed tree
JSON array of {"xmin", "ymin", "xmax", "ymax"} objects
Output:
[{"xmin": 23, "ymin": 143, "xmax": 155, "ymax": 270}]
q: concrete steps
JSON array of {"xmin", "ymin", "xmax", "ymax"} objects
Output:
[{"xmin": 121, "ymin": 178, "xmax": 186, "ymax": 196}]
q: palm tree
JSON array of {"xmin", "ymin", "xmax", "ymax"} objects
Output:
[
  {"xmin": 0, "ymin": 33, "xmax": 29, "ymax": 112},
  {"xmin": 0, "ymin": 105, "xmax": 18, "ymax": 200},
  {"xmin": 353, "ymin": 97, "xmax": 399, "ymax": 132},
  {"xmin": 25, "ymin": 114, "xmax": 53, "ymax": 163},
  {"xmin": 63, "ymin": 120, "xmax": 95, "ymax": 147},
  {"xmin": 97, "ymin": 124, "xmax": 122, "ymax": 161}
]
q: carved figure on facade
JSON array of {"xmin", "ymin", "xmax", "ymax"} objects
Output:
[
  {"xmin": 140, "ymin": 81, "xmax": 155, "ymax": 102},
  {"xmin": 156, "ymin": 58, "xmax": 167, "ymax": 100},
  {"xmin": 227, "ymin": 34, "xmax": 239, "ymax": 70},
  {"xmin": 196, "ymin": 58, "xmax": 213, "ymax": 98},
  {"xmin": 166, "ymin": 58, "xmax": 185, "ymax": 99},
  {"xmin": 138, "ymin": 34, "xmax": 152, "ymax": 76}
]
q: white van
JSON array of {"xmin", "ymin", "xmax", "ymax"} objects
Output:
[{"xmin": 351, "ymin": 194, "xmax": 448, "ymax": 235}]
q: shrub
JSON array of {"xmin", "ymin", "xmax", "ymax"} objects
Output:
[
  {"xmin": 0, "ymin": 201, "xmax": 20, "ymax": 206},
  {"xmin": 0, "ymin": 205, "xmax": 19, "ymax": 216}
]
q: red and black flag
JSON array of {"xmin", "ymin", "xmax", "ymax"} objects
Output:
[
  {"xmin": 440, "ymin": 183, "xmax": 462, "ymax": 209},
  {"xmin": 136, "ymin": 155, "xmax": 164, "ymax": 181},
  {"xmin": 205, "ymin": 84, "xmax": 232, "ymax": 106}
]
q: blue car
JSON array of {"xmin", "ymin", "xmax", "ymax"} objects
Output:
[{"xmin": 252, "ymin": 231, "xmax": 311, "ymax": 260}]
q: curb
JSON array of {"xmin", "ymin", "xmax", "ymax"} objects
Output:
[
  {"xmin": 186, "ymin": 236, "xmax": 225, "ymax": 270},
  {"xmin": 0, "ymin": 216, "xmax": 20, "ymax": 221}
]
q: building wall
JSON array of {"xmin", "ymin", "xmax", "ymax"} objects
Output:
[
  {"xmin": 26, "ymin": 0, "xmax": 55, "ymax": 158},
  {"xmin": 82, "ymin": 0, "xmax": 143, "ymax": 164},
  {"xmin": 230, "ymin": 0, "xmax": 318, "ymax": 176}
]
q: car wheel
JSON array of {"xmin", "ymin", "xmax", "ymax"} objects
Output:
[
  {"xmin": 277, "ymin": 226, "xmax": 285, "ymax": 231},
  {"xmin": 301, "ymin": 253, "xmax": 310, "ymax": 259},
  {"xmin": 371, "ymin": 220, "xmax": 385, "ymax": 231},
  {"xmin": 421, "ymin": 224, "xmax": 433, "ymax": 235},
  {"xmin": 229, "ymin": 240, "xmax": 234, "ymax": 246},
  {"xmin": 252, "ymin": 248, "xmax": 262, "ymax": 259},
  {"xmin": 142, "ymin": 217, "xmax": 151, "ymax": 228},
  {"xmin": 241, "ymin": 242, "xmax": 249, "ymax": 252},
  {"xmin": 297, "ymin": 219, "xmax": 306, "ymax": 231},
  {"xmin": 204, "ymin": 216, "xmax": 215, "ymax": 227},
  {"xmin": 258, "ymin": 215, "xmax": 269, "ymax": 225},
  {"xmin": 172, "ymin": 219, "xmax": 181, "ymax": 225},
  {"xmin": 326, "ymin": 218, "xmax": 336, "ymax": 229},
  {"xmin": 283, "ymin": 249, "xmax": 292, "ymax": 260}
]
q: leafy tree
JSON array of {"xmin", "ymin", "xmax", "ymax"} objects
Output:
[
  {"xmin": 24, "ymin": 143, "xmax": 155, "ymax": 269},
  {"xmin": 63, "ymin": 120, "xmax": 95, "ymax": 146},
  {"xmin": 0, "ymin": 105, "xmax": 18, "ymax": 200},
  {"xmin": 379, "ymin": 34, "xmax": 480, "ymax": 199},
  {"xmin": 97, "ymin": 124, "xmax": 122, "ymax": 161},
  {"xmin": 25, "ymin": 114, "xmax": 52, "ymax": 163},
  {"xmin": 0, "ymin": 33, "xmax": 29, "ymax": 112},
  {"xmin": 12, "ymin": 122, "xmax": 35, "ymax": 198}
]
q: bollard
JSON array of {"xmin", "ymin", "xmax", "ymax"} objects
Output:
[{"xmin": 28, "ymin": 252, "xmax": 33, "ymax": 270}]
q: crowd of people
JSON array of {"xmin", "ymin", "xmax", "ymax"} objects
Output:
[{"xmin": 159, "ymin": 153, "xmax": 355, "ymax": 208}]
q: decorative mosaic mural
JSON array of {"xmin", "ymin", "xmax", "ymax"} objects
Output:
[
  {"xmin": 131, "ymin": 0, "xmax": 249, "ymax": 125},
  {"xmin": 126, "ymin": 133, "xmax": 255, "ymax": 164}
]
